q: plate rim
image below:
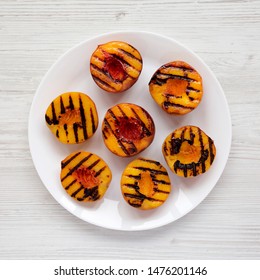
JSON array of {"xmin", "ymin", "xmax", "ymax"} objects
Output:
[{"xmin": 28, "ymin": 30, "xmax": 232, "ymax": 231}]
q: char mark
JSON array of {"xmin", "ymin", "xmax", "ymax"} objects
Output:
[
  {"xmin": 152, "ymin": 179, "xmax": 171, "ymax": 185},
  {"xmin": 61, "ymin": 151, "xmax": 81, "ymax": 169},
  {"xmin": 51, "ymin": 102, "xmax": 58, "ymax": 125},
  {"xmin": 157, "ymin": 73, "xmax": 197, "ymax": 83},
  {"xmin": 88, "ymin": 159, "xmax": 101, "ymax": 170},
  {"xmin": 71, "ymin": 186, "xmax": 84, "ymax": 197},
  {"xmin": 94, "ymin": 166, "xmax": 107, "ymax": 177},
  {"xmin": 117, "ymin": 105, "xmax": 127, "ymax": 117},
  {"xmin": 79, "ymin": 96, "xmax": 88, "ymax": 140},
  {"xmin": 208, "ymin": 137, "xmax": 215, "ymax": 164},
  {"xmin": 118, "ymin": 48, "xmax": 142, "ymax": 63},
  {"xmin": 139, "ymin": 158, "xmax": 161, "ymax": 166},
  {"xmin": 90, "ymin": 108, "xmax": 96, "ymax": 135},
  {"xmin": 60, "ymin": 96, "xmax": 65, "ymax": 114},
  {"xmin": 126, "ymin": 174, "xmax": 141, "ymax": 180},
  {"xmin": 134, "ymin": 166, "xmax": 168, "ymax": 175},
  {"xmin": 69, "ymin": 95, "xmax": 74, "ymax": 110},
  {"xmin": 163, "ymin": 101, "xmax": 194, "ymax": 110},
  {"xmin": 73, "ymin": 123, "xmax": 79, "ymax": 143},
  {"xmin": 65, "ymin": 179, "xmax": 77, "ymax": 190}
]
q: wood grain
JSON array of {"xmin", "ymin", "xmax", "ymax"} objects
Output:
[{"xmin": 0, "ymin": 0, "xmax": 260, "ymax": 259}]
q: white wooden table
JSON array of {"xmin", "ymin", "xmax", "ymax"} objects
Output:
[{"xmin": 1, "ymin": 0, "xmax": 260, "ymax": 259}]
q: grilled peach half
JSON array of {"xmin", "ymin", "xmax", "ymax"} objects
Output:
[
  {"xmin": 90, "ymin": 41, "xmax": 143, "ymax": 93},
  {"xmin": 60, "ymin": 151, "xmax": 112, "ymax": 202},
  {"xmin": 121, "ymin": 158, "xmax": 171, "ymax": 210},
  {"xmin": 162, "ymin": 126, "xmax": 216, "ymax": 177},
  {"xmin": 149, "ymin": 61, "xmax": 203, "ymax": 115},
  {"xmin": 45, "ymin": 92, "xmax": 98, "ymax": 144},
  {"xmin": 102, "ymin": 103, "xmax": 155, "ymax": 157}
]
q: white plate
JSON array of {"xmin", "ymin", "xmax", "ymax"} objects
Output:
[{"xmin": 28, "ymin": 31, "xmax": 232, "ymax": 231}]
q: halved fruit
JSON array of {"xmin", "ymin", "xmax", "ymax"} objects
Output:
[
  {"xmin": 45, "ymin": 92, "xmax": 98, "ymax": 144},
  {"xmin": 149, "ymin": 61, "xmax": 203, "ymax": 115},
  {"xmin": 90, "ymin": 41, "xmax": 143, "ymax": 93},
  {"xmin": 121, "ymin": 158, "xmax": 171, "ymax": 210},
  {"xmin": 102, "ymin": 103, "xmax": 155, "ymax": 157},
  {"xmin": 162, "ymin": 126, "xmax": 216, "ymax": 177},
  {"xmin": 60, "ymin": 151, "xmax": 112, "ymax": 202}
]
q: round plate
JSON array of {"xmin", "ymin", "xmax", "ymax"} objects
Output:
[{"xmin": 28, "ymin": 31, "xmax": 231, "ymax": 231}]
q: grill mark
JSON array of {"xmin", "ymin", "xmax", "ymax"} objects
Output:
[
  {"xmin": 69, "ymin": 95, "xmax": 74, "ymax": 110},
  {"xmin": 61, "ymin": 154, "xmax": 93, "ymax": 182},
  {"xmin": 125, "ymin": 174, "xmax": 141, "ymax": 180},
  {"xmin": 149, "ymin": 77, "xmax": 165, "ymax": 86},
  {"xmin": 88, "ymin": 159, "xmax": 100, "ymax": 170},
  {"xmin": 45, "ymin": 114, "xmax": 52, "ymax": 125},
  {"xmin": 186, "ymin": 87, "xmax": 201, "ymax": 93},
  {"xmin": 73, "ymin": 123, "xmax": 79, "ymax": 143},
  {"xmin": 130, "ymin": 108, "xmax": 152, "ymax": 136},
  {"xmin": 157, "ymin": 73, "xmax": 197, "ymax": 83},
  {"xmin": 181, "ymin": 127, "xmax": 186, "ymax": 142},
  {"xmin": 198, "ymin": 129, "xmax": 206, "ymax": 173},
  {"xmin": 123, "ymin": 183, "xmax": 139, "ymax": 190},
  {"xmin": 71, "ymin": 186, "xmax": 84, "ymax": 197},
  {"xmin": 163, "ymin": 141, "xmax": 168, "ymax": 156},
  {"xmin": 51, "ymin": 102, "xmax": 58, "ymax": 125},
  {"xmin": 79, "ymin": 96, "xmax": 88, "ymax": 140},
  {"xmin": 128, "ymin": 202, "xmax": 142, "ymax": 208},
  {"xmin": 117, "ymin": 105, "xmax": 127, "ymax": 117},
  {"xmin": 65, "ymin": 179, "xmax": 77, "ymax": 190},
  {"xmin": 124, "ymin": 193, "xmax": 164, "ymax": 203},
  {"xmin": 152, "ymin": 179, "xmax": 171, "ymax": 185},
  {"xmin": 123, "ymin": 193, "xmax": 144, "ymax": 200},
  {"xmin": 91, "ymin": 63, "xmax": 123, "ymax": 85},
  {"xmin": 108, "ymin": 109, "xmax": 119, "ymax": 123},
  {"xmin": 189, "ymin": 127, "xmax": 195, "ymax": 145},
  {"xmin": 102, "ymin": 129, "xmax": 108, "ymax": 139},
  {"xmin": 163, "ymin": 101, "xmax": 194, "ymax": 110},
  {"xmin": 128, "ymin": 143, "xmax": 138, "ymax": 154},
  {"xmin": 92, "ymin": 76, "xmax": 118, "ymax": 91},
  {"xmin": 94, "ymin": 166, "xmax": 106, "ymax": 177},
  {"xmin": 103, "ymin": 118, "xmax": 130, "ymax": 156},
  {"xmin": 183, "ymin": 164, "xmax": 188, "ymax": 177},
  {"xmin": 208, "ymin": 137, "xmax": 215, "ymax": 164},
  {"xmin": 186, "ymin": 88, "xmax": 201, "ymax": 102},
  {"xmin": 61, "ymin": 151, "xmax": 81, "ymax": 169},
  {"xmin": 118, "ymin": 48, "xmax": 142, "ymax": 63},
  {"xmin": 56, "ymin": 129, "xmax": 59, "ymax": 138},
  {"xmin": 154, "ymin": 189, "xmax": 170, "ymax": 194},
  {"xmin": 90, "ymin": 108, "xmax": 96, "ymax": 134},
  {"xmin": 164, "ymin": 93, "xmax": 183, "ymax": 99},
  {"xmin": 60, "ymin": 96, "xmax": 65, "ymax": 114},
  {"xmin": 162, "ymin": 64, "xmax": 193, "ymax": 71},
  {"xmin": 140, "ymin": 158, "xmax": 161, "ymax": 166},
  {"xmin": 192, "ymin": 162, "xmax": 197, "ymax": 176},
  {"xmin": 133, "ymin": 166, "xmax": 168, "ymax": 175},
  {"xmin": 64, "ymin": 124, "xmax": 68, "ymax": 136}
]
